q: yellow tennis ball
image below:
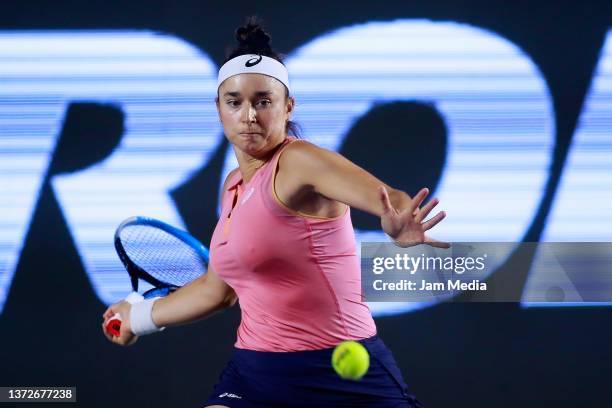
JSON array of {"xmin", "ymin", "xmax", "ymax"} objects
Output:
[{"xmin": 332, "ymin": 340, "xmax": 370, "ymax": 380}]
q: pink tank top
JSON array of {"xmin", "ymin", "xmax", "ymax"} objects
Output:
[{"xmin": 209, "ymin": 137, "xmax": 377, "ymax": 352}]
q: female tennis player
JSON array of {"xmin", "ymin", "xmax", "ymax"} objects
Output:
[{"xmin": 102, "ymin": 18, "xmax": 446, "ymax": 407}]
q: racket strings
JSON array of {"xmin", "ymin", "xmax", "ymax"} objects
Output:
[{"xmin": 119, "ymin": 225, "xmax": 206, "ymax": 286}]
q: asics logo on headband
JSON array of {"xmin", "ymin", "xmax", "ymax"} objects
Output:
[
  {"xmin": 218, "ymin": 54, "xmax": 290, "ymax": 91},
  {"xmin": 245, "ymin": 55, "xmax": 263, "ymax": 67}
]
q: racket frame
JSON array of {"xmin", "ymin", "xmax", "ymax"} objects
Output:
[{"xmin": 114, "ymin": 216, "xmax": 209, "ymax": 292}]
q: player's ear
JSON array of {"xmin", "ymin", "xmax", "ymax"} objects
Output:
[{"xmin": 285, "ymin": 96, "xmax": 295, "ymax": 120}]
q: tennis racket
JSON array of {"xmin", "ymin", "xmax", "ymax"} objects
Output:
[{"xmin": 105, "ymin": 216, "xmax": 209, "ymax": 337}]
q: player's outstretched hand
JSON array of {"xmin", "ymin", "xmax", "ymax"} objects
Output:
[
  {"xmin": 379, "ymin": 186, "xmax": 449, "ymax": 248},
  {"xmin": 102, "ymin": 301, "xmax": 138, "ymax": 346}
]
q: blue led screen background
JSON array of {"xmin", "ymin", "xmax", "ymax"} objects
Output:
[{"xmin": 0, "ymin": 1, "xmax": 611, "ymax": 407}]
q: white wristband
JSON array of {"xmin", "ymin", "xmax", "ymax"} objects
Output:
[
  {"xmin": 125, "ymin": 291, "xmax": 144, "ymax": 304},
  {"xmin": 129, "ymin": 297, "xmax": 165, "ymax": 336}
]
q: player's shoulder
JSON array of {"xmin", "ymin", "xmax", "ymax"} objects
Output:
[
  {"xmin": 281, "ymin": 138, "xmax": 327, "ymax": 165},
  {"xmin": 280, "ymin": 138, "xmax": 340, "ymax": 171}
]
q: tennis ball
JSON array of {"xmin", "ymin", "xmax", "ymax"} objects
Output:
[{"xmin": 332, "ymin": 340, "xmax": 370, "ymax": 380}]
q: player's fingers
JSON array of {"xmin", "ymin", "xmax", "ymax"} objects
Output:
[
  {"xmin": 425, "ymin": 236, "xmax": 451, "ymax": 249},
  {"xmin": 102, "ymin": 303, "xmax": 119, "ymax": 318},
  {"xmin": 409, "ymin": 188, "xmax": 429, "ymax": 214},
  {"xmin": 379, "ymin": 186, "xmax": 395, "ymax": 214},
  {"xmin": 103, "ymin": 301, "xmax": 126, "ymax": 320},
  {"xmin": 422, "ymin": 211, "xmax": 447, "ymax": 231},
  {"xmin": 117, "ymin": 327, "xmax": 135, "ymax": 346},
  {"xmin": 416, "ymin": 197, "xmax": 440, "ymax": 222}
]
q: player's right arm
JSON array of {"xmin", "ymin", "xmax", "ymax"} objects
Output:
[
  {"xmin": 102, "ymin": 266, "xmax": 236, "ymax": 346},
  {"xmin": 152, "ymin": 265, "xmax": 237, "ymax": 327},
  {"xmin": 102, "ymin": 169, "xmax": 239, "ymax": 346},
  {"xmin": 151, "ymin": 167, "xmax": 240, "ymax": 326}
]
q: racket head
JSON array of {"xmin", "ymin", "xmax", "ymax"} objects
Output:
[{"xmin": 114, "ymin": 216, "xmax": 209, "ymax": 290}]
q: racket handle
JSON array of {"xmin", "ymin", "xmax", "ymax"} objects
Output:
[
  {"xmin": 105, "ymin": 292, "xmax": 144, "ymax": 337},
  {"xmin": 106, "ymin": 313, "xmax": 122, "ymax": 337}
]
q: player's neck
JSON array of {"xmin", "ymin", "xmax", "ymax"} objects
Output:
[
  {"xmin": 234, "ymin": 138, "xmax": 285, "ymax": 182},
  {"xmin": 237, "ymin": 156, "xmax": 267, "ymax": 183}
]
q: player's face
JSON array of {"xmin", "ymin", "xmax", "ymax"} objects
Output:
[{"xmin": 217, "ymin": 73, "xmax": 293, "ymax": 157}]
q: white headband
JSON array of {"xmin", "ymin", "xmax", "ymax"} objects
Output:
[{"xmin": 217, "ymin": 54, "xmax": 290, "ymax": 92}]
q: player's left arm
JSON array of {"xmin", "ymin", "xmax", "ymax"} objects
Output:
[{"xmin": 280, "ymin": 140, "xmax": 448, "ymax": 247}]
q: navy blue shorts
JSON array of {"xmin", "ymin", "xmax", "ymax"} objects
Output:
[{"xmin": 202, "ymin": 336, "xmax": 423, "ymax": 407}]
